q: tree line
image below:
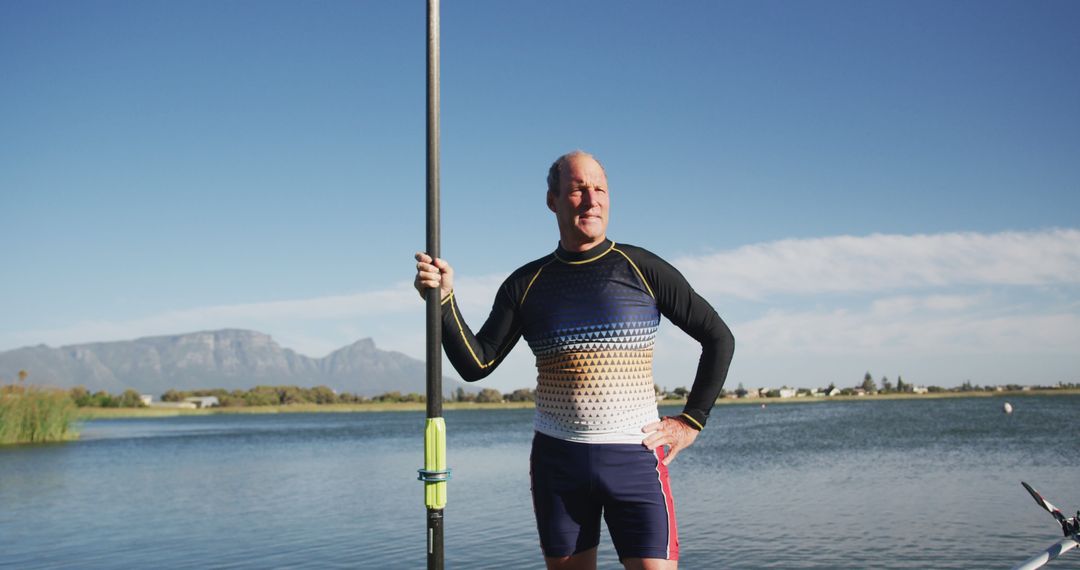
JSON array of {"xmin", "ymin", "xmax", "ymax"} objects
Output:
[
  {"xmin": 12, "ymin": 371, "xmax": 1080, "ymax": 411},
  {"xmin": 727, "ymin": 372, "xmax": 1079, "ymax": 399},
  {"xmin": 58, "ymin": 385, "xmax": 542, "ymax": 408}
]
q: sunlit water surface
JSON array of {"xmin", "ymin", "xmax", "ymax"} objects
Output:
[{"xmin": 1, "ymin": 396, "xmax": 1077, "ymax": 569}]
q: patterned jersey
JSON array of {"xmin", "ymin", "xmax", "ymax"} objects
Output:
[{"xmin": 441, "ymin": 239, "xmax": 734, "ymax": 444}]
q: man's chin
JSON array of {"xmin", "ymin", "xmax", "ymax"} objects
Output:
[{"xmin": 575, "ymin": 222, "xmax": 606, "ymax": 237}]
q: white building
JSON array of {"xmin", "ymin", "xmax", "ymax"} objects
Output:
[{"xmin": 183, "ymin": 396, "xmax": 220, "ymax": 409}]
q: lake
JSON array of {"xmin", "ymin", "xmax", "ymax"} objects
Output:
[{"xmin": 1, "ymin": 396, "xmax": 1077, "ymax": 569}]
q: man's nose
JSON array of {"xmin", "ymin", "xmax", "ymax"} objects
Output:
[{"xmin": 581, "ymin": 188, "xmax": 598, "ymax": 206}]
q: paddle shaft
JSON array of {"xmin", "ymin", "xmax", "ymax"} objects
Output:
[{"xmin": 425, "ymin": 1, "xmax": 444, "ymax": 569}]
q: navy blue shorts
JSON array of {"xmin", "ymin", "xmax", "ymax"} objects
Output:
[{"xmin": 529, "ymin": 432, "xmax": 679, "ymax": 561}]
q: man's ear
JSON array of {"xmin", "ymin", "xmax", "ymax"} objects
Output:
[{"xmin": 546, "ymin": 191, "xmax": 557, "ymax": 213}]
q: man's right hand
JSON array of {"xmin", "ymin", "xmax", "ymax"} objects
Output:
[{"xmin": 414, "ymin": 252, "xmax": 454, "ymax": 301}]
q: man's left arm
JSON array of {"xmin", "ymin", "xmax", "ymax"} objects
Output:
[{"xmin": 625, "ymin": 246, "xmax": 735, "ymax": 464}]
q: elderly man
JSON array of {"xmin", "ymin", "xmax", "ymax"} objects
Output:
[{"xmin": 414, "ymin": 151, "xmax": 734, "ymax": 570}]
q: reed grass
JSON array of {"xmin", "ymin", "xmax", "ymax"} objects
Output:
[{"xmin": 0, "ymin": 384, "xmax": 79, "ymax": 445}]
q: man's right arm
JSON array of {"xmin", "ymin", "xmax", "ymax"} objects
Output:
[
  {"xmin": 439, "ymin": 287, "xmax": 520, "ymax": 381},
  {"xmin": 414, "ymin": 253, "xmax": 521, "ymax": 381}
]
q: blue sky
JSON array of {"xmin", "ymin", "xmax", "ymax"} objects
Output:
[{"xmin": 2, "ymin": 0, "xmax": 1078, "ymax": 391}]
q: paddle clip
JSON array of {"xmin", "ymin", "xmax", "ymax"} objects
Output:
[{"xmin": 417, "ymin": 468, "xmax": 452, "ymax": 482}]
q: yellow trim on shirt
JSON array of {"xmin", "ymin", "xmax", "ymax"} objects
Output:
[
  {"xmin": 554, "ymin": 241, "xmax": 616, "ymax": 265},
  {"xmin": 520, "ymin": 259, "xmax": 555, "ymax": 306},
  {"xmin": 447, "ymin": 292, "xmax": 518, "ymax": 370},
  {"xmin": 679, "ymin": 412, "xmax": 704, "ymax": 430},
  {"xmin": 449, "ymin": 294, "xmax": 493, "ymax": 369},
  {"xmin": 612, "ymin": 246, "xmax": 655, "ymax": 299}
]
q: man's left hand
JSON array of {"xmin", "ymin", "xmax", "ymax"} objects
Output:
[{"xmin": 641, "ymin": 417, "xmax": 699, "ymax": 466}]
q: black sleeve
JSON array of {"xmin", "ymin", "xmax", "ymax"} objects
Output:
[
  {"xmin": 626, "ymin": 246, "xmax": 735, "ymax": 429},
  {"xmin": 439, "ymin": 280, "xmax": 522, "ymax": 382}
]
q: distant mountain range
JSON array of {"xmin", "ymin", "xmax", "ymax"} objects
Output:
[{"xmin": 0, "ymin": 329, "xmax": 466, "ymax": 397}]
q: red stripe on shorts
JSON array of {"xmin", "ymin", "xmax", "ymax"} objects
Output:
[{"xmin": 653, "ymin": 446, "xmax": 679, "ymax": 560}]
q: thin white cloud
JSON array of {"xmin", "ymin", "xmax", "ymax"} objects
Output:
[
  {"xmin": 675, "ymin": 228, "xmax": 1080, "ymax": 299},
  {"xmin": 650, "ymin": 292, "xmax": 1080, "ymax": 388},
  {"xmin": 869, "ymin": 293, "xmax": 987, "ymax": 317},
  {"xmin": 0, "ymin": 274, "xmax": 506, "ymax": 353},
  {"xmin": 0, "ymin": 285, "xmax": 411, "ymax": 350},
  {"xmin": 731, "ymin": 302, "xmax": 1080, "ymax": 356}
]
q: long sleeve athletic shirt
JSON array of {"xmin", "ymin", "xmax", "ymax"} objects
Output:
[{"xmin": 440, "ymin": 239, "xmax": 735, "ymax": 444}]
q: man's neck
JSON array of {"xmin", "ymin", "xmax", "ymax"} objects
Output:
[
  {"xmin": 555, "ymin": 238, "xmax": 613, "ymax": 263},
  {"xmin": 559, "ymin": 235, "xmax": 607, "ymax": 252}
]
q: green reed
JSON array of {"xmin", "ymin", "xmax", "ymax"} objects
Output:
[{"xmin": 0, "ymin": 384, "xmax": 79, "ymax": 445}]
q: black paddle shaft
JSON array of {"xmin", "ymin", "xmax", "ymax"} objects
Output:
[
  {"xmin": 425, "ymin": 0, "xmax": 442, "ymax": 419},
  {"xmin": 425, "ymin": 1, "xmax": 444, "ymax": 569}
]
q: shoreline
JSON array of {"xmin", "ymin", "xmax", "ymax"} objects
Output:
[{"xmin": 75, "ymin": 388, "xmax": 1080, "ymax": 420}]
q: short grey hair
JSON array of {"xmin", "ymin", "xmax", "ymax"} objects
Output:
[{"xmin": 546, "ymin": 150, "xmax": 605, "ymax": 196}]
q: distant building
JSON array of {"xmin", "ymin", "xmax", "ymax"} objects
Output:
[
  {"xmin": 778, "ymin": 388, "xmax": 797, "ymax": 398},
  {"xmin": 912, "ymin": 386, "xmax": 928, "ymax": 394},
  {"xmin": 183, "ymin": 396, "xmax": 220, "ymax": 409},
  {"xmin": 826, "ymin": 387, "xmax": 841, "ymax": 397},
  {"xmin": 139, "ymin": 394, "xmax": 153, "ymax": 406}
]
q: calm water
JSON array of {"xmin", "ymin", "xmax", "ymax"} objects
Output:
[{"xmin": 1, "ymin": 396, "xmax": 1077, "ymax": 569}]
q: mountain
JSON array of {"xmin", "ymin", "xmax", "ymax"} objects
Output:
[{"xmin": 0, "ymin": 329, "xmax": 464, "ymax": 397}]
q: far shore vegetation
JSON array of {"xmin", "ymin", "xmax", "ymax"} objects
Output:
[
  {"xmin": 75, "ymin": 386, "xmax": 1080, "ymax": 420},
  {"xmin": 4, "ymin": 368, "xmax": 1079, "ymax": 428},
  {"xmin": 70, "ymin": 373, "xmax": 1080, "ymax": 420}
]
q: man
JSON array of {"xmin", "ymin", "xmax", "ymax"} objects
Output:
[{"xmin": 414, "ymin": 151, "xmax": 734, "ymax": 569}]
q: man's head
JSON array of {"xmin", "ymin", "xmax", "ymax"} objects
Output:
[{"xmin": 546, "ymin": 151, "xmax": 610, "ymax": 252}]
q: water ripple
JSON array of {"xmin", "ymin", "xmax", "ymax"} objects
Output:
[{"xmin": 1, "ymin": 397, "xmax": 1077, "ymax": 568}]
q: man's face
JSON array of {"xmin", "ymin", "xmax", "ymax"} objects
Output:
[{"xmin": 547, "ymin": 155, "xmax": 609, "ymax": 251}]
